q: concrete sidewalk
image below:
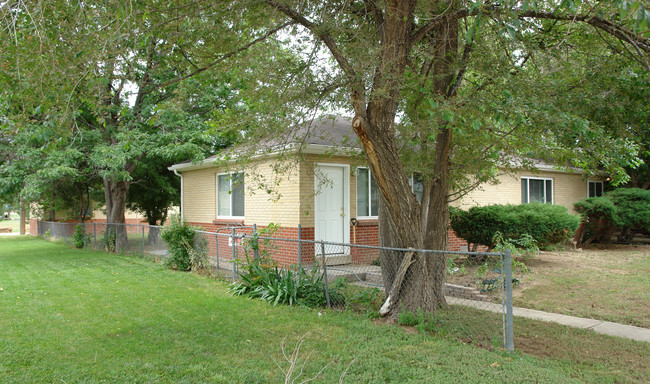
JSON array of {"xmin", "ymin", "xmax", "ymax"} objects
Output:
[
  {"xmin": 451, "ymin": 297, "xmax": 650, "ymax": 343},
  {"xmin": 511, "ymin": 306, "xmax": 650, "ymax": 343}
]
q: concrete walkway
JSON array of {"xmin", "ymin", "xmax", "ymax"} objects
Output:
[
  {"xmin": 511, "ymin": 306, "xmax": 650, "ymax": 343},
  {"xmin": 451, "ymin": 297, "xmax": 650, "ymax": 343}
]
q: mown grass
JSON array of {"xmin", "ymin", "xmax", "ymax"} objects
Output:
[
  {"xmin": 0, "ymin": 219, "xmax": 27, "ymax": 233},
  {"xmin": 1, "ymin": 237, "xmax": 647, "ymax": 383}
]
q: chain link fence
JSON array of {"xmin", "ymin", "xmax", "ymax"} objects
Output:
[{"xmin": 35, "ymin": 220, "xmax": 514, "ymax": 351}]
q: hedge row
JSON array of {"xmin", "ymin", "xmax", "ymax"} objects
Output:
[{"xmin": 450, "ymin": 203, "xmax": 580, "ymax": 249}]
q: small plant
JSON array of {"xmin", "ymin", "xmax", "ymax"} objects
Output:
[
  {"xmin": 103, "ymin": 229, "xmax": 116, "ymax": 252},
  {"xmin": 397, "ymin": 308, "xmax": 439, "ymax": 334},
  {"xmin": 344, "ymin": 285, "xmax": 383, "ymax": 317},
  {"xmin": 446, "ymin": 257, "xmax": 466, "ymax": 275},
  {"xmin": 44, "ymin": 229, "xmax": 51, "ymax": 238},
  {"xmin": 160, "ymin": 216, "xmax": 196, "ymax": 271},
  {"xmin": 492, "ymin": 231, "xmax": 539, "ymax": 258},
  {"xmin": 242, "ymin": 223, "xmax": 280, "ymax": 261},
  {"xmin": 230, "ymin": 261, "xmax": 340, "ymax": 308},
  {"xmin": 181, "ymin": 237, "xmax": 209, "ymax": 271},
  {"xmin": 71, "ymin": 224, "xmax": 90, "ymax": 249}
]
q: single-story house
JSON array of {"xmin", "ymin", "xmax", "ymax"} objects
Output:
[{"xmin": 169, "ymin": 116, "xmax": 604, "ymax": 266}]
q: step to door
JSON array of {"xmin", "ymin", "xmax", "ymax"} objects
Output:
[{"xmin": 318, "ymin": 254, "xmax": 352, "ymax": 266}]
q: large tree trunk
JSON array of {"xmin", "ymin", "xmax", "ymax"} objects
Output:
[
  {"xmin": 374, "ymin": 4, "xmax": 458, "ymax": 317},
  {"xmin": 269, "ymin": 0, "xmax": 461, "ymax": 317},
  {"xmin": 104, "ymin": 177, "xmax": 130, "ymax": 252}
]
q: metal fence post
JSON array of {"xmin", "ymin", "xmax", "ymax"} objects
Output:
[
  {"xmin": 215, "ymin": 233, "xmax": 220, "ymax": 271},
  {"xmin": 141, "ymin": 225, "xmax": 145, "ymax": 257},
  {"xmin": 252, "ymin": 224, "xmax": 259, "ymax": 261},
  {"xmin": 231, "ymin": 227, "xmax": 237, "ymax": 279},
  {"xmin": 504, "ymin": 249, "xmax": 514, "ymax": 352},
  {"xmin": 320, "ymin": 242, "xmax": 331, "ymax": 308},
  {"xmin": 297, "ymin": 224, "xmax": 302, "ymax": 268}
]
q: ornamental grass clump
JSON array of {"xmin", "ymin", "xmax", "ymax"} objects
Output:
[{"xmin": 230, "ymin": 260, "xmax": 342, "ymax": 308}]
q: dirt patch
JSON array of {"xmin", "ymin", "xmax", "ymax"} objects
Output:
[
  {"xmin": 371, "ymin": 317, "xmax": 420, "ymax": 334},
  {"xmin": 513, "ymin": 244, "xmax": 650, "ymax": 327}
]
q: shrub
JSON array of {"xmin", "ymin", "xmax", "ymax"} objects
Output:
[
  {"xmin": 573, "ymin": 196, "xmax": 618, "ymax": 244},
  {"xmin": 160, "ymin": 216, "xmax": 196, "ymax": 271},
  {"xmin": 450, "ymin": 203, "xmax": 580, "ymax": 249},
  {"xmin": 574, "ymin": 188, "xmax": 650, "ymax": 244},
  {"xmin": 608, "ymin": 188, "xmax": 650, "ymax": 238},
  {"xmin": 71, "ymin": 224, "xmax": 90, "ymax": 249}
]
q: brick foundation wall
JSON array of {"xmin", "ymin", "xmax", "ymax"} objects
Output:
[{"xmin": 184, "ymin": 220, "xmax": 487, "ymax": 268}]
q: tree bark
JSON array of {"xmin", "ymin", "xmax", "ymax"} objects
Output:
[
  {"xmin": 104, "ymin": 177, "xmax": 130, "ymax": 252},
  {"xmin": 19, "ymin": 198, "xmax": 26, "ymax": 235},
  {"xmin": 375, "ymin": 4, "xmax": 459, "ymax": 317}
]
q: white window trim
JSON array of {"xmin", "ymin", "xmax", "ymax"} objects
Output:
[
  {"xmin": 521, "ymin": 176, "xmax": 554, "ymax": 204},
  {"xmin": 408, "ymin": 174, "xmax": 423, "ymax": 203},
  {"xmin": 587, "ymin": 180, "xmax": 604, "ymax": 198},
  {"xmin": 216, "ymin": 171, "xmax": 245, "ymax": 219},
  {"xmin": 356, "ymin": 167, "xmax": 377, "ymax": 218}
]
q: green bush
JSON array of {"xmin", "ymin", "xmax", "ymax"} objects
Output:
[
  {"xmin": 450, "ymin": 203, "xmax": 580, "ymax": 249},
  {"xmin": 71, "ymin": 224, "xmax": 90, "ymax": 249},
  {"xmin": 574, "ymin": 188, "xmax": 650, "ymax": 244},
  {"xmin": 160, "ymin": 216, "xmax": 196, "ymax": 271},
  {"xmin": 608, "ymin": 188, "xmax": 650, "ymax": 234}
]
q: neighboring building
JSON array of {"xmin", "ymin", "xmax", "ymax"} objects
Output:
[
  {"xmin": 169, "ymin": 116, "xmax": 603, "ymax": 265},
  {"xmin": 28, "ymin": 206, "xmax": 179, "ymax": 236}
]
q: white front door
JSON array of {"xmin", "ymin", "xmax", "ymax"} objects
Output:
[{"xmin": 314, "ymin": 164, "xmax": 349, "ymax": 255}]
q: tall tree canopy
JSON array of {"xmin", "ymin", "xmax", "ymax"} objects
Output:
[
  {"xmin": 2, "ymin": 0, "xmax": 648, "ymax": 314},
  {"xmin": 249, "ymin": 0, "xmax": 649, "ymax": 315},
  {"xmin": 1, "ymin": 0, "xmax": 301, "ymax": 246}
]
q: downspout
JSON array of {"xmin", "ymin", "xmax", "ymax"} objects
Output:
[{"xmin": 173, "ymin": 169, "xmax": 184, "ymax": 221}]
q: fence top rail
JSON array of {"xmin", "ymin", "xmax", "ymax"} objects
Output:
[
  {"xmin": 39, "ymin": 220, "xmax": 503, "ymax": 258},
  {"xmin": 215, "ymin": 231, "xmax": 502, "ymax": 258}
]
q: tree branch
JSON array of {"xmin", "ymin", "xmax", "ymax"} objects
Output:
[
  {"xmin": 264, "ymin": 1, "xmax": 360, "ymax": 84},
  {"xmin": 413, "ymin": 7, "xmax": 649, "ymax": 57},
  {"xmin": 145, "ymin": 21, "xmax": 293, "ymax": 93}
]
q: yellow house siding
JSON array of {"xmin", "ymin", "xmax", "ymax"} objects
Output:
[
  {"xmin": 454, "ymin": 169, "xmax": 589, "ymax": 213},
  {"xmin": 182, "ymin": 168, "xmax": 217, "ymax": 223},
  {"xmin": 244, "ymin": 158, "xmax": 302, "ymax": 227},
  {"xmin": 181, "ymin": 158, "xmax": 304, "ymax": 226}
]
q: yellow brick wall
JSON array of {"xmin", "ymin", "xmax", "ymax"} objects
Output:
[
  {"xmin": 244, "ymin": 158, "xmax": 302, "ymax": 226},
  {"xmin": 453, "ymin": 169, "xmax": 592, "ymax": 213},
  {"xmin": 300, "ymin": 154, "xmax": 362, "ymax": 227},
  {"xmin": 182, "ymin": 167, "xmax": 217, "ymax": 223},
  {"xmin": 182, "ymin": 155, "xmax": 596, "ymax": 225},
  {"xmin": 181, "ymin": 158, "xmax": 304, "ymax": 226}
]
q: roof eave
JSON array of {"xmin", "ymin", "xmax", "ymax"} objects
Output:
[{"xmin": 168, "ymin": 143, "xmax": 360, "ymax": 173}]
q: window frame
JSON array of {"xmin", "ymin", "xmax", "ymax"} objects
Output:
[
  {"xmin": 408, "ymin": 174, "xmax": 423, "ymax": 203},
  {"xmin": 216, "ymin": 171, "xmax": 245, "ymax": 219},
  {"xmin": 587, "ymin": 180, "xmax": 604, "ymax": 198},
  {"xmin": 521, "ymin": 176, "xmax": 554, "ymax": 204},
  {"xmin": 356, "ymin": 167, "xmax": 378, "ymax": 218}
]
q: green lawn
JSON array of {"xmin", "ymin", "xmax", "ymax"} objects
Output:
[
  {"xmin": 1, "ymin": 237, "xmax": 648, "ymax": 383},
  {"xmin": 0, "ymin": 219, "xmax": 27, "ymax": 233}
]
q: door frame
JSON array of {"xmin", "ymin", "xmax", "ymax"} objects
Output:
[{"xmin": 314, "ymin": 163, "xmax": 350, "ymax": 250}]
